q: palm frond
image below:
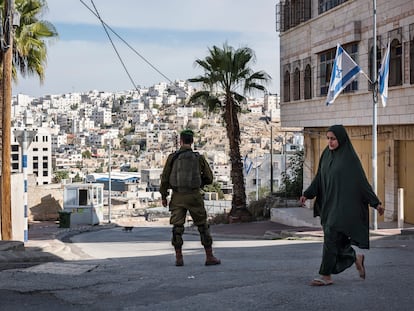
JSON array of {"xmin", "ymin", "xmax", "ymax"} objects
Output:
[{"xmin": 1, "ymin": 0, "xmax": 58, "ymax": 83}]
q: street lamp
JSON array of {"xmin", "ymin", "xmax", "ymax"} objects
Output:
[
  {"xmin": 107, "ymin": 141, "xmax": 112, "ymax": 223},
  {"xmin": 264, "ymin": 116, "xmax": 274, "ymax": 194}
]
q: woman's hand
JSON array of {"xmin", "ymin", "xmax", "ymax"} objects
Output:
[
  {"xmin": 376, "ymin": 204, "xmax": 385, "ymax": 216},
  {"xmin": 299, "ymin": 196, "xmax": 307, "ymax": 206}
]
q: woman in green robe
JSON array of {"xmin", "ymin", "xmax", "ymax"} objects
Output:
[{"xmin": 300, "ymin": 125, "xmax": 384, "ymax": 286}]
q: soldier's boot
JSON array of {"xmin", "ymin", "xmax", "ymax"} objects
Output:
[
  {"xmin": 204, "ymin": 247, "xmax": 221, "ymax": 266},
  {"xmin": 175, "ymin": 248, "xmax": 184, "ymax": 266}
]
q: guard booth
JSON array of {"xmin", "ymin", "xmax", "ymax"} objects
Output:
[{"xmin": 63, "ymin": 183, "xmax": 104, "ymax": 225}]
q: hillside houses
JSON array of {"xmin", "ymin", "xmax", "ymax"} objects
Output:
[{"xmin": 11, "ymin": 81, "xmax": 302, "ymax": 220}]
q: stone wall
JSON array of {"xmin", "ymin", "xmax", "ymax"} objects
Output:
[{"xmin": 27, "ymin": 175, "xmax": 64, "ymax": 221}]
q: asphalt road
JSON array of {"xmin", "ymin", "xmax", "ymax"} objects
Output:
[{"xmin": 0, "ymin": 226, "xmax": 413, "ymax": 311}]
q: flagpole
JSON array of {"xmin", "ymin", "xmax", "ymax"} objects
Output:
[{"xmin": 372, "ymin": 0, "xmax": 378, "ymax": 230}]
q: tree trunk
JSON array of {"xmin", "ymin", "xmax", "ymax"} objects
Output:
[
  {"xmin": 1, "ymin": 0, "xmax": 13, "ymax": 240},
  {"xmin": 224, "ymin": 98, "xmax": 252, "ymax": 222}
]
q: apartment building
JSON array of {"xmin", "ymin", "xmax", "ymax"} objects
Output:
[
  {"xmin": 277, "ymin": 0, "xmax": 414, "ymax": 224},
  {"xmin": 11, "ymin": 127, "xmax": 53, "ymax": 185},
  {"xmin": 91, "ymin": 107, "xmax": 112, "ymax": 127}
]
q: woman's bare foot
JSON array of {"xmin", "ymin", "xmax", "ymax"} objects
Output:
[{"xmin": 355, "ymin": 254, "xmax": 366, "ymax": 279}]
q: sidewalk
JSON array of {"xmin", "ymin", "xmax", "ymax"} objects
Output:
[{"xmin": 0, "ymin": 221, "xmax": 116, "ymax": 263}]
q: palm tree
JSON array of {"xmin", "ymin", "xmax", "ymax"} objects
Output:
[
  {"xmin": 188, "ymin": 43, "xmax": 271, "ymax": 220},
  {"xmin": 0, "ymin": 0, "xmax": 57, "ymax": 191},
  {"xmin": 1, "ymin": 0, "xmax": 58, "ymax": 82}
]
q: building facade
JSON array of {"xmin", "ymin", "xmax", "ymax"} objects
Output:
[
  {"xmin": 278, "ymin": 0, "xmax": 414, "ymax": 224},
  {"xmin": 11, "ymin": 127, "xmax": 53, "ymax": 185}
]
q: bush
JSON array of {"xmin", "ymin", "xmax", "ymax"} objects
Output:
[
  {"xmin": 208, "ymin": 213, "xmax": 229, "ymax": 225},
  {"xmin": 247, "ymin": 198, "xmax": 270, "ymax": 220},
  {"xmin": 277, "ymin": 150, "xmax": 304, "ymax": 198}
]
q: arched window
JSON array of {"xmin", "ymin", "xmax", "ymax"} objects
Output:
[
  {"xmin": 304, "ymin": 64, "xmax": 312, "ymax": 99},
  {"xmin": 283, "ymin": 70, "xmax": 290, "ymax": 102},
  {"xmin": 389, "ymin": 38, "xmax": 402, "ymax": 86},
  {"xmin": 368, "ymin": 46, "xmax": 381, "ymax": 90},
  {"xmin": 410, "ymin": 36, "xmax": 414, "ymax": 84},
  {"xmin": 293, "ymin": 68, "xmax": 300, "ymax": 100}
]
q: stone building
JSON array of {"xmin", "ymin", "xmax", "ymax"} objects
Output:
[{"xmin": 277, "ymin": 0, "xmax": 414, "ymax": 224}]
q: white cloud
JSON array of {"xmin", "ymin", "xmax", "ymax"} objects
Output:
[{"xmin": 47, "ymin": 0, "xmax": 277, "ymax": 32}]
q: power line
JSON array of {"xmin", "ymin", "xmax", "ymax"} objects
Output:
[
  {"xmin": 89, "ymin": 0, "xmax": 139, "ymax": 93},
  {"xmin": 80, "ymin": 0, "xmax": 174, "ymax": 85}
]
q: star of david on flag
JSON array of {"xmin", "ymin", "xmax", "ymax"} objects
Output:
[{"xmin": 326, "ymin": 44, "xmax": 362, "ymax": 105}]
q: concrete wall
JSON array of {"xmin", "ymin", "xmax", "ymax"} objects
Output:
[
  {"xmin": 0, "ymin": 173, "xmax": 25, "ymax": 241},
  {"xmin": 11, "ymin": 174, "xmax": 24, "ymax": 241}
]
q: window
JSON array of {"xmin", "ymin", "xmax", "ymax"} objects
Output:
[
  {"xmin": 64, "ymin": 189, "xmax": 77, "ymax": 206},
  {"xmin": 283, "ymin": 70, "xmax": 291, "ymax": 102},
  {"xmin": 389, "ymin": 38, "xmax": 402, "ymax": 87},
  {"xmin": 368, "ymin": 45, "xmax": 381, "ymax": 90},
  {"xmin": 320, "ymin": 43, "xmax": 359, "ymax": 95},
  {"xmin": 293, "ymin": 68, "xmax": 301, "ymax": 100},
  {"xmin": 411, "ymin": 35, "xmax": 414, "ymax": 84},
  {"xmin": 276, "ymin": 0, "xmax": 311, "ymax": 32},
  {"xmin": 291, "ymin": 0, "xmax": 301, "ymax": 27},
  {"xmin": 79, "ymin": 189, "xmax": 88, "ymax": 205},
  {"xmin": 318, "ymin": 0, "xmax": 348, "ymax": 14},
  {"xmin": 319, "ymin": 48, "xmax": 336, "ymax": 95},
  {"xmin": 12, "ymin": 145, "xmax": 19, "ymax": 152},
  {"xmin": 304, "ymin": 64, "xmax": 312, "ymax": 99},
  {"xmin": 12, "ymin": 154, "xmax": 19, "ymax": 161}
]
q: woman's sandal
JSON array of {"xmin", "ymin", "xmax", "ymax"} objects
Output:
[{"xmin": 310, "ymin": 278, "xmax": 333, "ymax": 286}]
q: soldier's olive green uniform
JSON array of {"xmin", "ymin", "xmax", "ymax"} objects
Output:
[{"xmin": 160, "ymin": 146, "xmax": 214, "ymax": 249}]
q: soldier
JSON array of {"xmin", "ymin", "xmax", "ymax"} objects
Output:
[{"xmin": 160, "ymin": 129, "xmax": 221, "ymax": 266}]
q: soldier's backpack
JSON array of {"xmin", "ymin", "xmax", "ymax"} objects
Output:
[{"xmin": 169, "ymin": 150, "xmax": 202, "ymax": 191}]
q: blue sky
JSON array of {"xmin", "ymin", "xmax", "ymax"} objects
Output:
[{"xmin": 13, "ymin": 0, "xmax": 280, "ymax": 97}]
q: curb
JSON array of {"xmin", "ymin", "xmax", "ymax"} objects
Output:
[{"xmin": 0, "ymin": 223, "xmax": 118, "ymax": 263}]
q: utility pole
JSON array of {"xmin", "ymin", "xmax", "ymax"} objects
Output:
[
  {"xmin": 372, "ymin": 0, "xmax": 378, "ymax": 230},
  {"xmin": 107, "ymin": 141, "xmax": 112, "ymax": 223},
  {"xmin": 1, "ymin": 0, "xmax": 14, "ymax": 240},
  {"xmin": 270, "ymin": 126, "xmax": 273, "ymax": 194}
]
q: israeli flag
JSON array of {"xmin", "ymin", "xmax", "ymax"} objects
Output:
[
  {"xmin": 243, "ymin": 155, "xmax": 253, "ymax": 176},
  {"xmin": 378, "ymin": 42, "xmax": 390, "ymax": 107},
  {"xmin": 326, "ymin": 44, "xmax": 362, "ymax": 105}
]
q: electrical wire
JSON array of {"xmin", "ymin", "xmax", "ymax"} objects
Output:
[
  {"xmin": 89, "ymin": 0, "xmax": 140, "ymax": 93},
  {"xmin": 80, "ymin": 0, "xmax": 174, "ymax": 85}
]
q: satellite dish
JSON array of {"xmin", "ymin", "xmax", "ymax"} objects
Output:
[{"xmin": 86, "ymin": 175, "xmax": 96, "ymax": 183}]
